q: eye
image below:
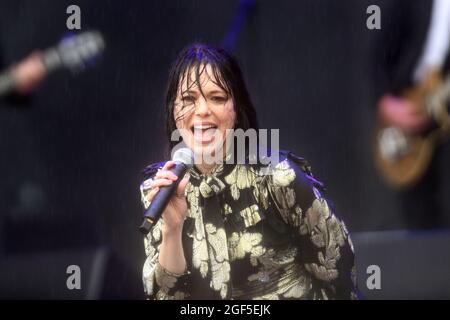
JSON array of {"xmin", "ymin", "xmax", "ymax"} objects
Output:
[
  {"xmin": 211, "ymin": 96, "xmax": 227, "ymax": 103},
  {"xmin": 181, "ymin": 96, "xmax": 195, "ymax": 103}
]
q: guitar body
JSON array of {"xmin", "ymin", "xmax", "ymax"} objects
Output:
[
  {"xmin": 374, "ymin": 127, "xmax": 439, "ymax": 189},
  {"xmin": 374, "ymin": 71, "xmax": 448, "ymax": 189}
]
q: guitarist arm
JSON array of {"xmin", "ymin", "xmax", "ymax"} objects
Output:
[
  {"xmin": 0, "ymin": 51, "xmax": 46, "ymax": 106},
  {"xmin": 11, "ymin": 51, "xmax": 46, "ymax": 94}
]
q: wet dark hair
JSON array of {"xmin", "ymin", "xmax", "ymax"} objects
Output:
[{"xmin": 164, "ymin": 43, "xmax": 259, "ymax": 152}]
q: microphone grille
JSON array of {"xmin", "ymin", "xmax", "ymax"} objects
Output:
[{"xmin": 172, "ymin": 148, "xmax": 194, "ymax": 168}]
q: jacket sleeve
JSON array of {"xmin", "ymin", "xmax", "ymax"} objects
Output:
[
  {"xmin": 140, "ymin": 162, "xmax": 192, "ymax": 300},
  {"xmin": 267, "ymin": 152, "xmax": 358, "ymax": 299}
]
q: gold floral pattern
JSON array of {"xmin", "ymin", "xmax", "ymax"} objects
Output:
[
  {"xmin": 272, "ymin": 159, "xmax": 296, "ymax": 187},
  {"xmin": 185, "ymin": 184, "xmax": 210, "ymax": 278},
  {"xmin": 239, "ymin": 204, "xmax": 263, "ymax": 228},
  {"xmin": 154, "ymin": 261, "xmax": 179, "ymax": 290},
  {"xmin": 228, "ymin": 231, "xmax": 265, "ymax": 266},
  {"xmin": 204, "ymin": 223, "xmax": 231, "ymax": 299},
  {"xmin": 224, "ymin": 164, "xmax": 255, "ymax": 201},
  {"xmin": 223, "ymin": 203, "xmax": 233, "ymax": 216},
  {"xmin": 244, "ymin": 262, "xmax": 310, "ymax": 300},
  {"xmin": 141, "ymin": 150, "xmax": 358, "ymax": 300}
]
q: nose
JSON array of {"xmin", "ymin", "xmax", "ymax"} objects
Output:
[{"xmin": 195, "ymin": 97, "xmax": 211, "ymax": 116}]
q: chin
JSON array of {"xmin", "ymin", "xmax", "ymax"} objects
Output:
[{"xmin": 190, "ymin": 142, "xmax": 227, "ymax": 165}]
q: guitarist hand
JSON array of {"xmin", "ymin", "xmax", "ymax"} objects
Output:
[
  {"xmin": 12, "ymin": 51, "xmax": 46, "ymax": 94},
  {"xmin": 378, "ymin": 94, "xmax": 432, "ymax": 134}
]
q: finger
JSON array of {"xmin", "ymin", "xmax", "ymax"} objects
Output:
[
  {"xmin": 146, "ymin": 187, "xmax": 160, "ymax": 203},
  {"xmin": 155, "ymin": 170, "xmax": 178, "ymax": 181},
  {"xmin": 409, "ymin": 109, "xmax": 428, "ymax": 118},
  {"xmin": 162, "ymin": 161, "xmax": 176, "ymax": 171},
  {"xmin": 176, "ymin": 175, "xmax": 190, "ymax": 196},
  {"xmin": 399, "ymin": 114, "xmax": 429, "ymax": 133},
  {"xmin": 409, "ymin": 117, "xmax": 430, "ymax": 129},
  {"xmin": 403, "ymin": 111, "xmax": 426, "ymax": 124},
  {"xmin": 151, "ymin": 178, "xmax": 174, "ymax": 188}
]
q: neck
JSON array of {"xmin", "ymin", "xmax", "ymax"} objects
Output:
[
  {"xmin": 193, "ymin": 140, "xmax": 237, "ymax": 174},
  {"xmin": 195, "ymin": 162, "xmax": 218, "ymax": 174}
]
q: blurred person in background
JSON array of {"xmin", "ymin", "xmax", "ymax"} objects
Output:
[
  {"xmin": 373, "ymin": 0, "xmax": 450, "ymax": 229},
  {"xmin": 0, "ymin": 36, "xmax": 47, "ymax": 254}
]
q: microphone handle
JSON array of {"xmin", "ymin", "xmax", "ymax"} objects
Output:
[{"xmin": 139, "ymin": 162, "xmax": 188, "ymax": 235}]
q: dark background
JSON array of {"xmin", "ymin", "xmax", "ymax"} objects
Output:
[{"xmin": 0, "ymin": 0, "xmax": 449, "ymax": 299}]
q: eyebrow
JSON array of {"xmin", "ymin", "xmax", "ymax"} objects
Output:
[
  {"xmin": 182, "ymin": 90, "xmax": 198, "ymax": 96},
  {"xmin": 208, "ymin": 90, "xmax": 226, "ymax": 95},
  {"xmin": 181, "ymin": 89, "xmax": 226, "ymax": 96}
]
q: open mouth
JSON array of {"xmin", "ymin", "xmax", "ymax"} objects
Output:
[{"xmin": 190, "ymin": 123, "xmax": 218, "ymax": 144}]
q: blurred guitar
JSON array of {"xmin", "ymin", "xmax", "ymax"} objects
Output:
[
  {"xmin": 0, "ymin": 30, "xmax": 105, "ymax": 97},
  {"xmin": 374, "ymin": 70, "xmax": 450, "ymax": 189}
]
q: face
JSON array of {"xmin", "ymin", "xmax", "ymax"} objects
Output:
[{"xmin": 174, "ymin": 64, "xmax": 236, "ymax": 170}]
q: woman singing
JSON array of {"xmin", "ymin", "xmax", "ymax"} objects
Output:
[{"xmin": 140, "ymin": 44, "xmax": 358, "ymax": 300}]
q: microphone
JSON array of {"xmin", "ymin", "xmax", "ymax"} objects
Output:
[{"xmin": 139, "ymin": 148, "xmax": 194, "ymax": 235}]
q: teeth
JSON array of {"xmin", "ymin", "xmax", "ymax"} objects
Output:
[{"xmin": 193, "ymin": 125, "xmax": 216, "ymax": 130}]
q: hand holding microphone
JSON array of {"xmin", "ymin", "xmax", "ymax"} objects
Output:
[{"xmin": 139, "ymin": 148, "xmax": 194, "ymax": 235}]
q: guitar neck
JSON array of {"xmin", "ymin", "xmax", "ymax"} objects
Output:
[{"xmin": 41, "ymin": 48, "xmax": 63, "ymax": 73}]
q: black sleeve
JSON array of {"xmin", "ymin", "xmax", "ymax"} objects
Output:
[{"xmin": 370, "ymin": 0, "xmax": 433, "ymax": 98}]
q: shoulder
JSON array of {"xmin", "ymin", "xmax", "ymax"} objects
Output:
[
  {"xmin": 263, "ymin": 149, "xmax": 326, "ymax": 209},
  {"xmin": 264, "ymin": 149, "xmax": 324, "ymax": 189}
]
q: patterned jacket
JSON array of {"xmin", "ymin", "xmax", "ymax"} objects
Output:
[{"xmin": 140, "ymin": 150, "xmax": 358, "ymax": 299}]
